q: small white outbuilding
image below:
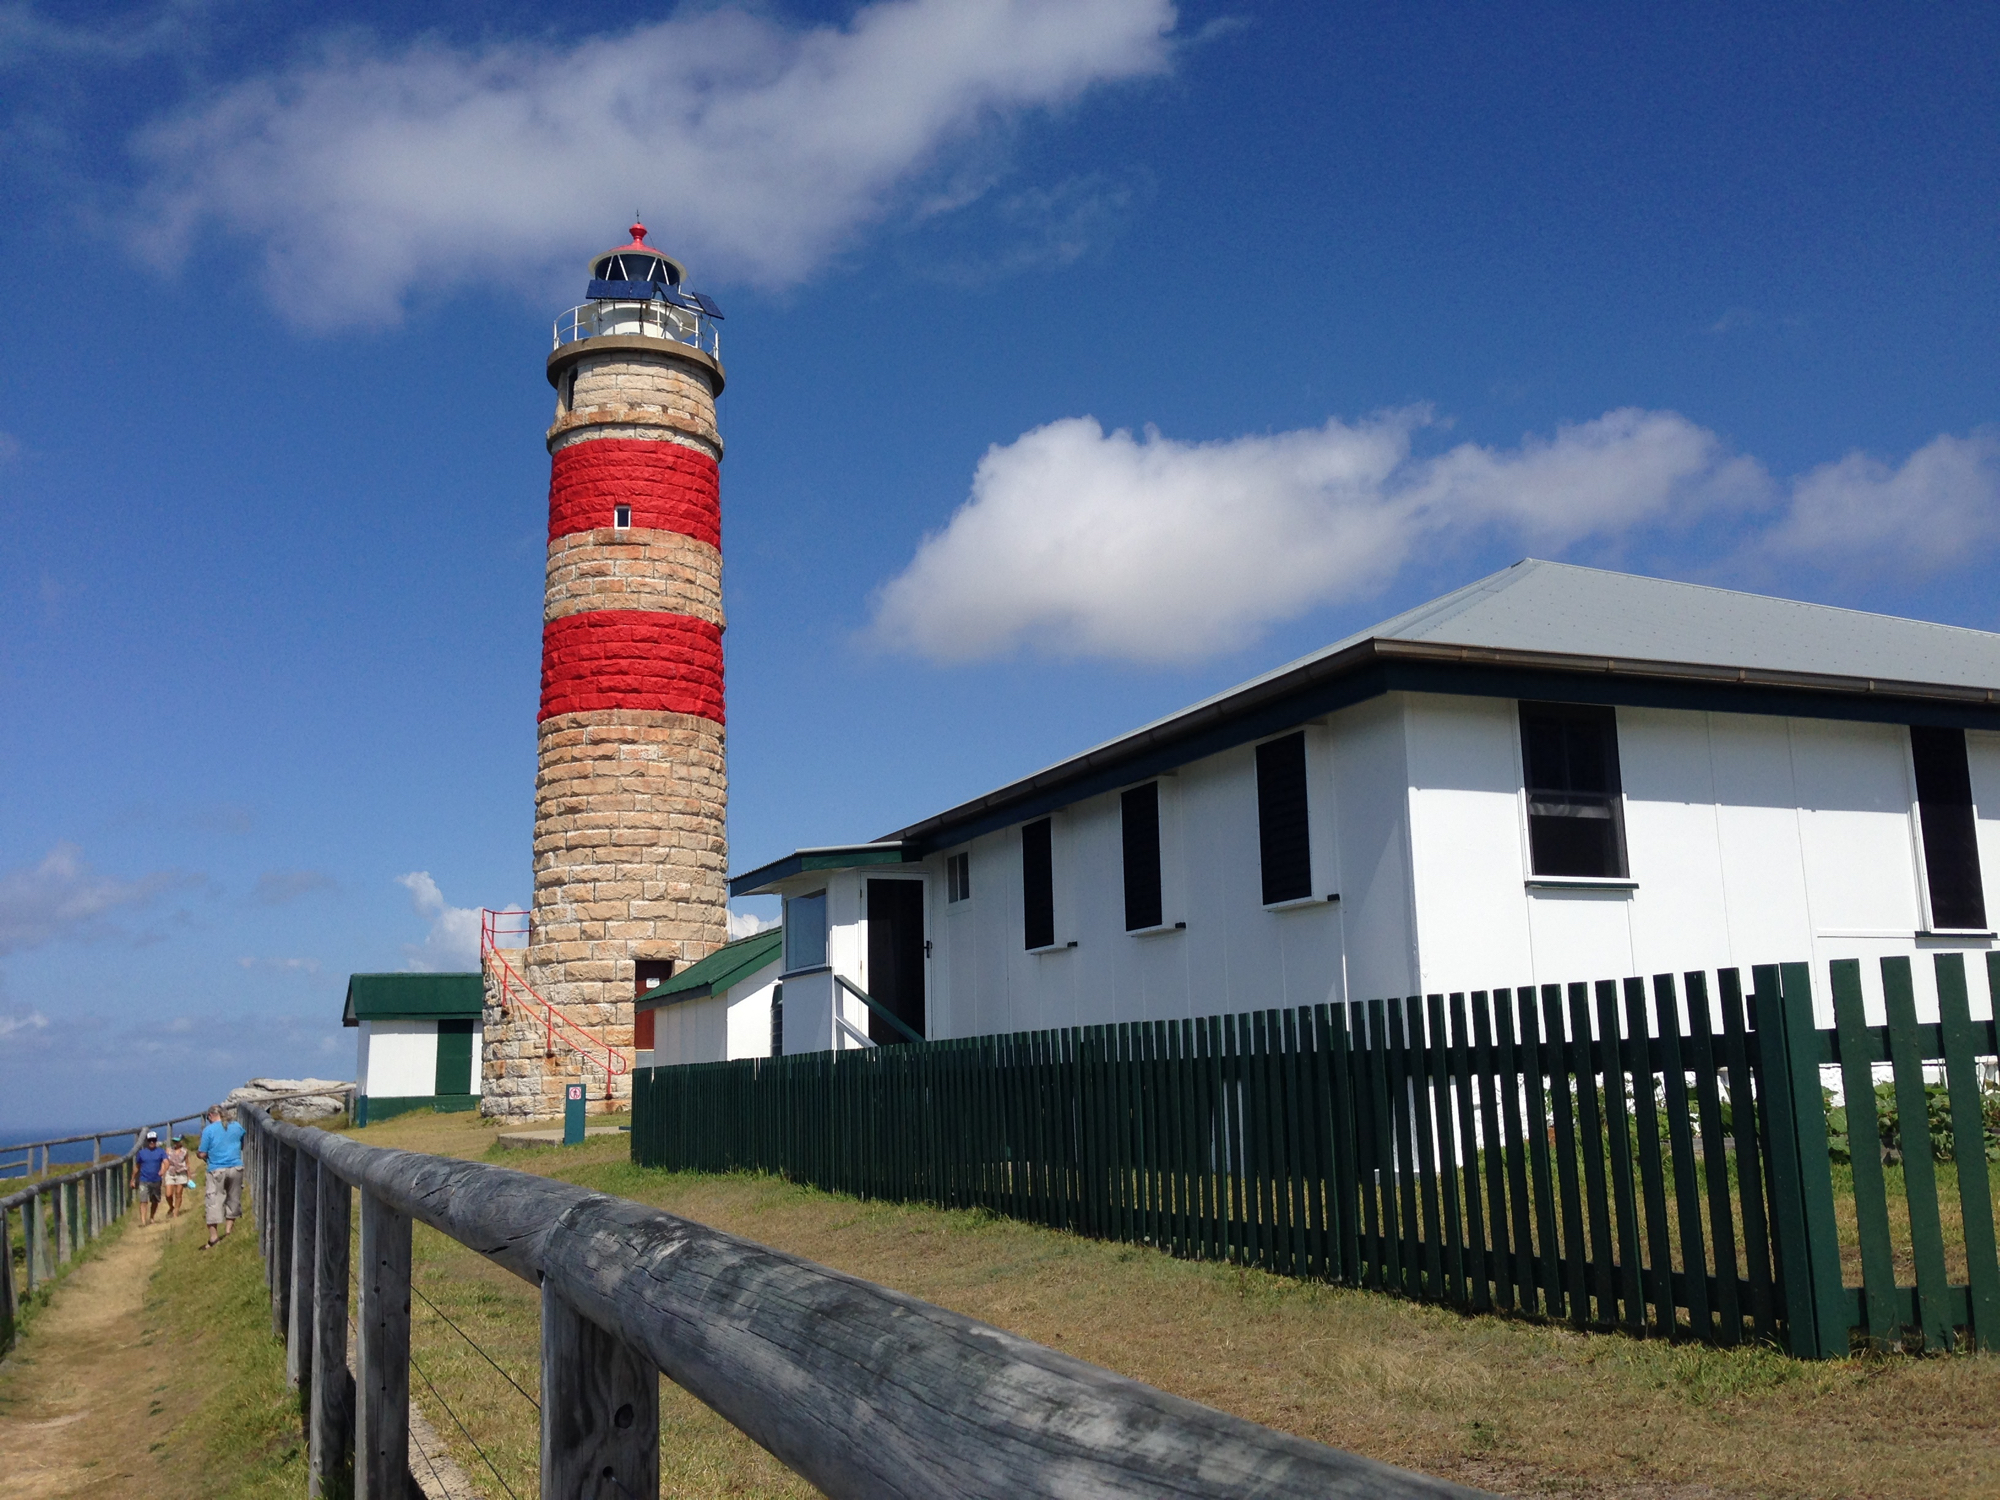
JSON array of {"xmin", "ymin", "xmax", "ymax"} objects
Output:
[{"xmin": 344, "ymin": 972, "xmax": 486, "ymax": 1124}]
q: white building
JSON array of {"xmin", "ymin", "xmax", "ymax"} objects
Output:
[
  {"xmin": 345, "ymin": 973, "xmax": 486, "ymax": 1123},
  {"xmin": 718, "ymin": 560, "xmax": 2000, "ymax": 1061}
]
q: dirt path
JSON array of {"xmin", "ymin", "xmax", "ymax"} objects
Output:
[{"xmin": 0, "ymin": 1210, "xmax": 184, "ymax": 1499}]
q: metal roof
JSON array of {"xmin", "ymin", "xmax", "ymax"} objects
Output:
[
  {"xmin": 343, "ymin": 972, "xmax": 484, "ymax": 1027},
  {"xmin": 637, "ymin": 929, "xmax": 782, "ymax": 1006},
  {"xmin": 861, "ymin": 560, "xmax": 2000, "ymax": 858},
  {"xmin": 1298, "ymin": 558, "xmax": 2000, "ymax": 689}
]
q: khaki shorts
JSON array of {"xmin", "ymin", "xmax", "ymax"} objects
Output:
[{"xmin": 204, "ymin": 1166, "xmax": 243, "ymax": 1226}]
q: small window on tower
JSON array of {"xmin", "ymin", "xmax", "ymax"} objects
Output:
[{"xmin": 613, "ymin": 505, "xmax": 632, "ymax": 529}]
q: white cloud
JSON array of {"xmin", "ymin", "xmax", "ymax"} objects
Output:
[
  {"xmin": 0, "ymin": 842, "xmax": 198, "ymax": 954},
  {"xmin": 728, "ymin": 908, "xmax": 779, "ymax": 940},
  {"xmin": 868, "ymin": 407, "xmax": 1769, "ymax": 664},
  {"xmin": 395, "ymin": 870, "xmax": 484, "ymax": 971},
  {"xmin": 0, "ymin": 1008, "xmax": 48, "ymax": 1041},
  {"xmin": 132, "ymin": 0, "xmax": 1176, "ymax": 327},
  {"xmin": 1758, "ymin": 428, "xmax": 2000, "ymax": 572}
]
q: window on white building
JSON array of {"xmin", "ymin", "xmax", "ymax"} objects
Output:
[
  {"xmin": 1911, "ymin": 725, "xmax": 1987, "ymax": 930},
  {"xmin": 1520, "ymin": 702, "xmax": 1628, "ymax": 878},
  {"xmin": 783, "ymin": 890, "xmax": 827, "ymax": 971},
  {"xmin": 1256, "ymin": 732, "xmax": 1312, "ymax": 904},
  {"xmin": 1022, "ymin": 819, "xmax": 1055, "ymax": 949},
  {"xmin": 946, "ymin": 850, "xmax": 971, "ymax": 903},
  {"xmin": 1122, "ymin": 783, "xmax": 1163, "ymax": 930}
]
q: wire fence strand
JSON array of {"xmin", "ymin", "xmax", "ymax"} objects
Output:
[
  {"xmin": 410, "ymin": 1347, "xmax": 524, "ymax": 1500},
  {"xmin": 412, "ymin": 1280, "xmax": 542, "ymax": 1411}
]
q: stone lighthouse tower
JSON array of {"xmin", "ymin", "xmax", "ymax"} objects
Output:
[{"xmin": 482, "ymin": 223, "xmax": 730, "ymax": 1120}]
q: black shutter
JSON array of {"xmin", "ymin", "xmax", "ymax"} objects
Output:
[
  {"xmin": 1255, "ymin": 733, "xmax": 1312, "ymax": 905},
  {"xmin": 1911, "ymin": 725, "xmax": 1988, "ymax": 930},
  {"xmin": 1021, "ymin": 818, "xmax": 1055, "ymax": 950},
  {"xmin": 1121, "ymin": 783, "xmax": 1163, "ymax": 931}
]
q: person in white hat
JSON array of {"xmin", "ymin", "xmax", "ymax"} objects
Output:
[{"xmin": 131, "ymin": 1129, "xmax": 167, "ymax": 1225}]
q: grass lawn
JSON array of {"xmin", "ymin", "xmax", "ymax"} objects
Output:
[
  {"xmin": 333, "ymin": 1107, "xmax": 1998, "ymax": 1500},
  {"xmin": 140, "ymin": 1207, "xmax": 310, "ymax": 1497}
]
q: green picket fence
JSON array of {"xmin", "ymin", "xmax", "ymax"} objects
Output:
[
  {"xmin": 633, "ymin": 955, "xmax": 2000, "ymax": 1357},
  {"xmin": 1815, "ymin": 954, "xmax": 2000, "ymax": 1352}
]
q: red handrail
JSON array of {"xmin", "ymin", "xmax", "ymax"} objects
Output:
[{"xmin": 480, "ymin": 909, "xmax": 628, "ymax": 1081}]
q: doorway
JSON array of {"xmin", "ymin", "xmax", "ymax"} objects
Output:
[{"xmin": 865, "ymin": 879, "xmax": 926, "ymax": 1044}]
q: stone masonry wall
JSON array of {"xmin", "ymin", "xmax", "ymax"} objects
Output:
[{"xmin": 481, "ymin": 334, "xmax": 728, "ymax": 1120}]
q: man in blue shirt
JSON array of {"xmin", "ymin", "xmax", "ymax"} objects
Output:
[
  {"xmin": 197, "ymin": 1105, "xmax": 246, "ymax": 1250},
  {"xmin": 131, "ymin": 1129, "xmax": 167, "ymax": 1225}
]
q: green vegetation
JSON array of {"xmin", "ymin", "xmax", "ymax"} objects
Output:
[
  {"xmin": 1828, "ymin": 1080, "xmax": 2000, "ymax": 1164},
  {"xmin": 140, "ymin": 1209, "xmax": 310, "ymax": 1498}
]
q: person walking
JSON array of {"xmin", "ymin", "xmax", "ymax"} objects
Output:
[
  {"xmin": 196, "ymin": 1105, "xmax": 246, "ymax": 1250},
  {"xmin": 130, "ymin": 1130, "xmax": 167, "ymax": 1225},
  {"xmin": 162, "ymin": 1135, "xmax": 192, "ymax": 1219}
]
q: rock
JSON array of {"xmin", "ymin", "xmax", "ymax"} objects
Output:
[{"xmin": 227, "ymin": 1077, "xmax": 354, "ymax": 1123}]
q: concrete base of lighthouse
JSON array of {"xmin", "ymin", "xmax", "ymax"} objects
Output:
[{"xmin": 481, "ymin": 708, "xmax": 728, "ymax": 1121}]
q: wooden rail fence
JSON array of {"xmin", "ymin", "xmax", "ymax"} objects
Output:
[
  {"xmin": 2, "ymin": 1093, "xmax": 352, "ymax": 1355},
  {"xmin": 636, "ymin": 955, "xmax": 2000, "ymax": 1358},
  {"xmin": 0, "ymin": 1146, "xmax": 141, "ymax": 1352},
  {"xmin": 242, "ymin": 1106, "xmax": 1494, "ymax": 1498}
]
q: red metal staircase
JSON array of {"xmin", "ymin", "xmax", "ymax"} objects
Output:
[{"xmin": 480, "ymin": 909, "xmax": 629, "ymax": 1085}]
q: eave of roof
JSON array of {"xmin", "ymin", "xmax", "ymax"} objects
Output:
[
  {"xmin": 727, "ymin": 843, "xmax": 911, "ymax": 899},
  {"xmin": 638, "ymin": 929, "xmax": 782, "ymax": 1005}
]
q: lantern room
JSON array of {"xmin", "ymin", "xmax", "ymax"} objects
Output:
[{"xmin": 559, "ymin": 220, "xmax": 724, "ymax": 354}]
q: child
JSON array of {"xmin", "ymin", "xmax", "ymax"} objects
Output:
[{"xmin": 163, "ymin": 1136, "xmax": 192, "ymax": 1219}]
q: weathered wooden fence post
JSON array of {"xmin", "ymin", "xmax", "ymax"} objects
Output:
[
  {"xmin": 1751, "ymin": 962, "xmax": 1847, "ymax": 1358},
  {"xmin": 24, "ymin": 1192, "xmax": 41, "ymax": 1291},
  {"xmin": 0, "ymin": 1205, "xmax": 15, "ymax": 1338},
  {"xmin": 258, "ymin": 1132, "xmax": 272, "ymax": 1263},
  {"xmin": 54, "ymin": 1179, "xmax": 71, "ymax": 1266},
  {"xmin": 356, "ymin": 1190, "xmax": 411, "ymax": 1500},
  {"xmin": 541, "ymin": 1284, "xmax": 660, "ymax": 1499},
  {"xmin": 310, "ymin": 1165, "xmax": 354, "ymax": 1498},
  {"xmin": 289, "ymin": 1152, "xmax": 319, "ymax": 1398},
  {"xmin": 272, "ymin": 1144, "xmax": 295, "ymax": 1339}
]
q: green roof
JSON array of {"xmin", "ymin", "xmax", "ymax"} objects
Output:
[
  {"xmin": 638, "ymin": 930, "xmax": 782, "ymax": 1008},
  {"xmin": 729, "ymin": 843, "xmax": 910, "ymax": 898},
  {"xmin": 343, "ymin": 972, "xmax": 485, "ymax": 1027}
]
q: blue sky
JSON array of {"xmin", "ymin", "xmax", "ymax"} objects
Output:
[{"xmin": 1, "ymin": 0, "xmax": 1995, "ymax": 1133}]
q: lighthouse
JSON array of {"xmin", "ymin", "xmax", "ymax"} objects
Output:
[{"xmin": 482, "ymin": 223, "xmax": 730, "ymax": 1120}]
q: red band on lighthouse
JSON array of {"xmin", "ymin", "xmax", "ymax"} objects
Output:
[
  {"xmin": 538, "ymin": 610, "xmax": 725, "ymax": 724},
  {"xmin": 548, "ymin": 439, "xmax": 719, "ymax": 548}
]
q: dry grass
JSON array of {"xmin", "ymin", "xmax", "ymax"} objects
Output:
[{"xmin": 340, "ymin": 1108, "xmax": 2000, "ymax": 1500}]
